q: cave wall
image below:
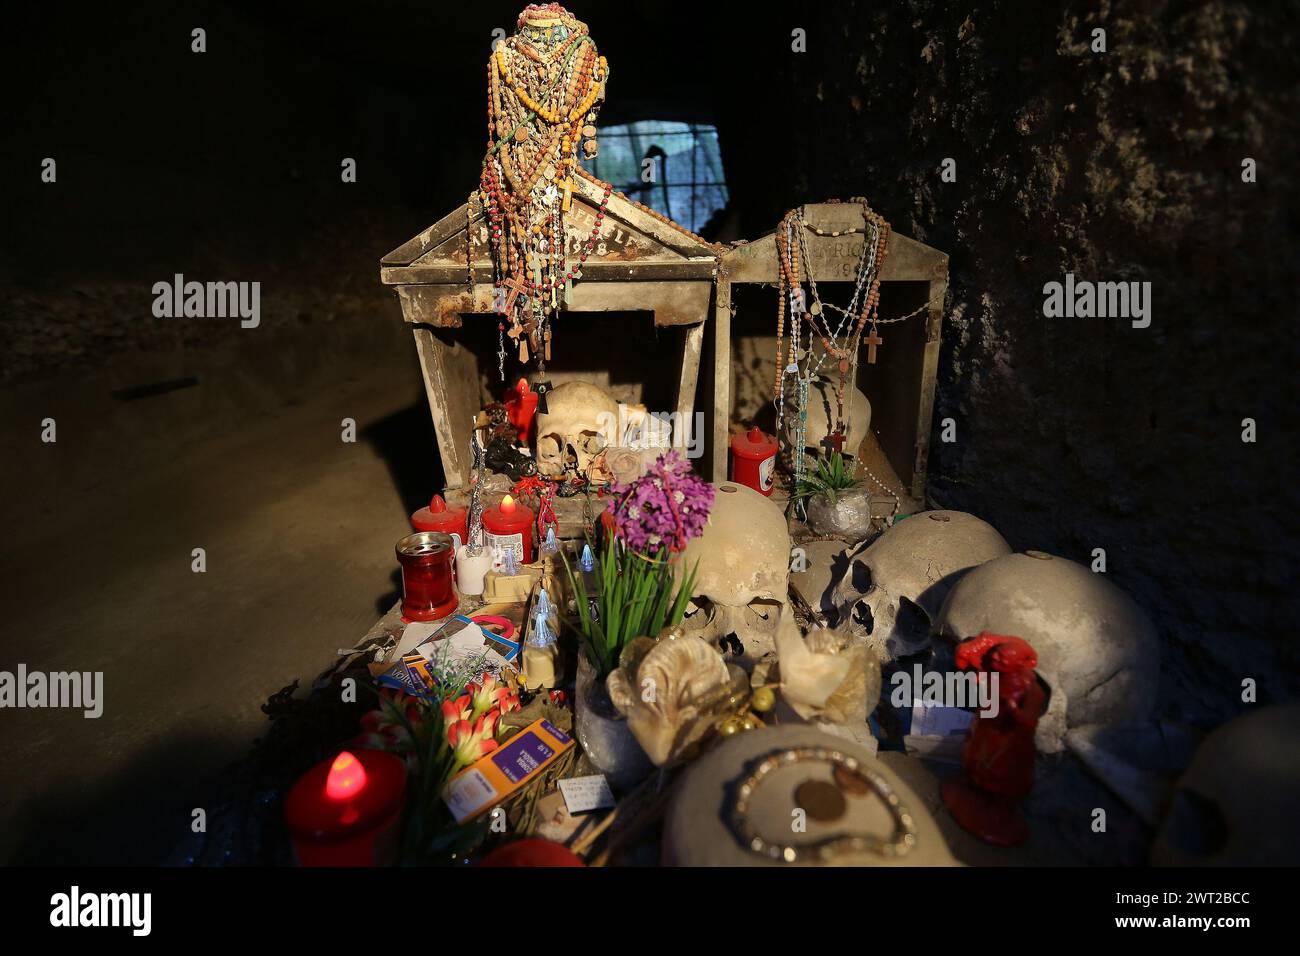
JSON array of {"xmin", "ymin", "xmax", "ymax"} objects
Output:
[{"xmin": 715, "ymin": 0, "xmax": 1299, "ymax": 724}]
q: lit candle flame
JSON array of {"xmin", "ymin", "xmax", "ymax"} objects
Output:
[
  {"xmin": 325, "ymin": 751, "xmax": 368, "ymax": 800},
  {"xmin": 501, "ymin": 494, "xmax": 516, "ymax": 515}
]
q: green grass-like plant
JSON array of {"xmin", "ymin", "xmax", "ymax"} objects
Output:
[{"xmin": 562, "ymin": 534, "xmax": 699, "ymax": 681}]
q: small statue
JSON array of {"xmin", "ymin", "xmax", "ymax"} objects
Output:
[
  {"xmin": 477, "ymin": 402, "xmax": 520, "ymax": 447},
  {"xmin": 941, "ymin": 632, "xmax": 1046, "ymax": 847}
]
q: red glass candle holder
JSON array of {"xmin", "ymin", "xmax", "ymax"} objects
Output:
[{"xmin": 396, "ymin": 531, "xmax": 458, "ymax": 622}]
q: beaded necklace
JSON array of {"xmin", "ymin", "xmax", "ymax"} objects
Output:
[
  {"xmin": 480, "ymin": 4, "xmax": 609, "ymax": 375},
  {"xmin": 773, "ymin": 199, "xmax": 891, "ymax": 467}
]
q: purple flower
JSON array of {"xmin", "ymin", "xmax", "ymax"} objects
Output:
[{"xmin": 609, "ymin": 451, "xmax": 713, "ymax": 553}]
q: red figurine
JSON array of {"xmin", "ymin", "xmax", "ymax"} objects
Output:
[
  {"xmin": 504, "ymin": 378, "xmax": 540, "ymax": 445},
  {"xmin": 941, "ymin": 631, "xmax": 1046, "ymax": 847}
]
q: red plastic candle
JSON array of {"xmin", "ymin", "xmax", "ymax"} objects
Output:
[
  {"xmin": 504, "ymin": 378, "xmax": 540, "ymax": 445},
  {"xmin": 482, "ymin": 494, "xmax": 535, "ymax": 566},
  {"xmin": 285, "ymin": 749, "xmax": 407, "ymax": 867},
  {"xmin": 410, "ymin": 494, "xmax": 469, "ymax": 549},
  {"xmin": 396, "ymin": 531, "xmax": 458, "ymax": 622},
  {"xmin": 730, "ymin": 426, "xmax": 778, "ymax": 496}
]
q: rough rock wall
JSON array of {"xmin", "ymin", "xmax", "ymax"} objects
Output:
[{"xmin": 725, "ymin": 0, "xmax": 1299, "ymax": 724}]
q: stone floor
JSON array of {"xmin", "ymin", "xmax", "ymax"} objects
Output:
[{"xmin": 0, "ymin": 362, "xmax": 432, "ymax": 864}]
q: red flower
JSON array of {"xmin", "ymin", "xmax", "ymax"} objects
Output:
[
  {"xmin": 441, "ymin": 693, "xmax": 472, "ymax": 725},
  {"xmin": 448, "ymin": 709, "xmax": 501, "ymax": 767}
]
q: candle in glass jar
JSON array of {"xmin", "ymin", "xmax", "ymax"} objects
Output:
[
  {"xmin": 396, "ymin": 531, "xmax": 458, "ymax": 622},
  {"xmin": 482, "ymin": 494, "xmax": 535, "ymax": 567},
  {"xmin": 284, "ymin": 749, "xmax": 407, "ymax": 867}
]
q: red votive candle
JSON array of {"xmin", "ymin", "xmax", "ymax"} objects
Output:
[
  {"xmin": 285, "ymin": 749, "xmax": 407, "ymax": 867},
  {"xmin": 730, "ymin": 426, "xmax": 778, "ymax": 496},
  {"xmin": 504, "ymin": 378, "xmax": 540, "ymax": 445},
  {"xmin": 396, "ymin": 531, "xmax": 458, "ymax": 622},
  {"xmin": 482, "ymin": 494, "xmax": 535, "ymax": 566},
  {"xmin": 410, "ymin": 493, "xmax": 469, "ymax": 550}
]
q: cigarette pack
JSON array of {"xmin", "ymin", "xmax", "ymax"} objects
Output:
[{"xmin": 442, "ymin": 718, "xmax": 574, "ymax": 823}]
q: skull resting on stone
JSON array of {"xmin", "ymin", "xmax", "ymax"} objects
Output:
[
  {"xmin": 1151, "ymin": 704, "xmax": 1300, "ymax": 867},
  {"xmin": 932, "ymin": 550, "xmax": 1161, "ymax": 754},
  {"xmin": 676, "ymin": 481, "xmax": 792, "ymax": 672},
  {"xmin": 534, "ymin": 381, "xmax": 619, "ymax": 480},
  {"xmin": 831, "ymin": 510, "xmax": 1011, "ymax": 660}
]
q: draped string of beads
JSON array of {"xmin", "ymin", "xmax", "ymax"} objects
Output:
[
  {"xmin": 773, "ymin": 199, "xmax": 891, "ymax": 459},
  {"xmin": 479, "ymin": 4, "xmax": 608, "ymax": 372}
]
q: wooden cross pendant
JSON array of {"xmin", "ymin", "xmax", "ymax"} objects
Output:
[
  {"xmin": 865, "ymin": 327, "xmax": 883, "ymax": 364},
  {"xmin": 501, "ymin": 272, "xmax": 529, "ymax": 314}
]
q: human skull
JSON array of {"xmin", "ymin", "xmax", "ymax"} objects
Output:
[
  {"xmin": 832, "ymin": 511, "xmax": 1011, "ymax": 660},
  {"xmin": 1151, "ymin": 704, "xmax": 1300, "ymax": 866},
  {"xmin": 801, "ymin": 376, "xmax": 871, "ymax": 459},
  {"xmin": 677, "ymin": 482, "xmax": 791, "ymax": 670},
  {"xmin": 932, "ymin": 551, "xmax": 1160, "ymax": 753},
  {"xmin": 534, "ymin": 381, "xmax": 619, "ymax": 479}
]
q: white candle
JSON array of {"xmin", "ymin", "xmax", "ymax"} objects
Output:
[{"xmin": 455, "ymin": 544, "xmax": 493, "ymax": 597}]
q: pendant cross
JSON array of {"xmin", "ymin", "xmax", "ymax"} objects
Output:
[
  {"xmin": 865, "ymin": 328, "xmax": 883, "ymax": 364},
  {"xmin": 501, "ymin": 272, "xmax": 529, "ymax": 314},
  {"xmin": 534, "ymin": 380, "xmax": 554, "ymax": 414}
]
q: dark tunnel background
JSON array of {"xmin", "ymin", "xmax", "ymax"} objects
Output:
[{"xmin": 0, "ymin": 1, "xmax": 1297, "ymax": 862}]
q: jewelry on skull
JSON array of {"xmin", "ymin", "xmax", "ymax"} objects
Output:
[{"xmin": 728, "ymin": 746, "xmax": 917, "ymax": 864}]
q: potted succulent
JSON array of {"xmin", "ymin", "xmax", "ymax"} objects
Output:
[
  {"xmin": 563, "ymin": 451, "xmax": 712, "ymax": 789},
  {"xmin": 793, "ymin": 452, "xmax": 874, "ymax": 541}
]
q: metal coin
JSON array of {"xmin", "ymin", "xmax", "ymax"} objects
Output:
[
  {"xmin": 832, "ymin": 764, "xmax": 872, "ymax": 796},
  {"xmin": 794, "ymin": 779, "xmax": 847, "ymax": 822}
]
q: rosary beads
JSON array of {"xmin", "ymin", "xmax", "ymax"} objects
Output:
[
  {"xmin": 773, "ymin": 199, "xmax": 891, "ymax": 459},
  {"xmin": 480, "ymin": 4, "xmax": 609, "ymax": 373}
]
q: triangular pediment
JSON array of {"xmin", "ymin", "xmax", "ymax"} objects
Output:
[{"xmin": 381, "ymin": 170, "xmax": 718, "ymax": 282}]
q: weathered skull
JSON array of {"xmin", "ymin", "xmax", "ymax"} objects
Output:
[
  {"xmin": 534, "ymin": 381, "xmax": 619, "ymax": 479},
  {"xmin": 677, "ymin": 482, "xmax": 791, "ymax": 670},
  {"xmin": 933, "ymin": 551, "xmax": 1160, "ymax": 754},
  {"xmin": 1151, "ymin": 704, "xmax": 1300, "ymax": 866},
  {"xmin": 801, "ymin": 376, "xmax": 871, "ymax": 458},
  {"xmin": 832, "ymin": 511, "xmax": 1011, "ymax": 660}
]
